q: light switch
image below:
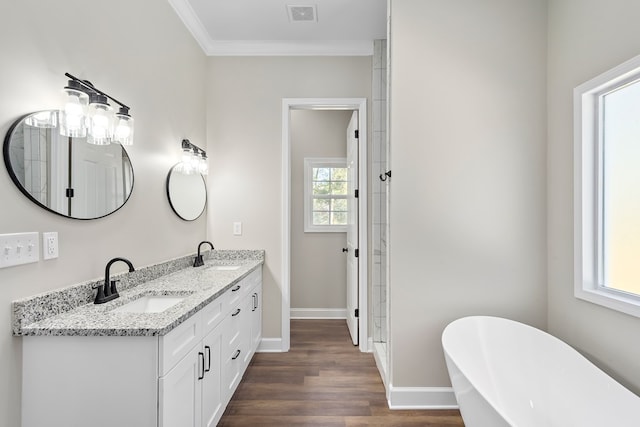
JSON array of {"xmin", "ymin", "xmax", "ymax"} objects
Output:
[
  {"xmin": 233, "ymin": 222, "xmax": 242, "ymax": 236},
  {"xmin": 0, "ymin": 232, "xmax": 39, "ymax": 268}
]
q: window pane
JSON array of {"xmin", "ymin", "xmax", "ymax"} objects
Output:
[
  {"xmin": 313, "ymin": 168, "xmax": 330, "ymax": 181},
  {"xmin": 313, "ymin": 212, "xmax": 330, "ymax": 225},
  {"xmin": 331, "ymin": 212, "xmax": 347, "ymax": 225},
  {"xmin": 332, "ymin": 198, "xmax": 347, "ymax": 212},
  {"xmin": 313, "ymin": 198, "xmax": 330, "ymax": 211},
  {"xmin": 331, "ymin": 168, "xmax": 347, "ymax": 181},
  {"xmin": 313, "ymin": 181, "xmax": 331, "ymax": 195},
  {"xmin": 602, "ymin": 79, "xmax": 640, "ymax": 296},
  {"xmin": 331, "ymin": 181, "xmax": 347, "ymax": 195}
]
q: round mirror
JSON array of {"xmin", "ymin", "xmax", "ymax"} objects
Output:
[
  {"xmin": 166, "ymin": 164, "xmax": 206, "ymax": 221},
  {"xmin": 3, "ymin": 111, "xmax": 134, "ymax": 220}
]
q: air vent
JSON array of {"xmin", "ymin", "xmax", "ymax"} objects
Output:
[{"xmin": 287, "ymin": 5, "xmax": 317, "ymax": 22}]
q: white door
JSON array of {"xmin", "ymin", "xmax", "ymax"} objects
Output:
[
  {"xmin": 158, "ymin": 345, "xmax": 202, "ymax": 427},
  {"xmin": 346, "ymin": 111, "xmax": 359, "ymax": 346}
]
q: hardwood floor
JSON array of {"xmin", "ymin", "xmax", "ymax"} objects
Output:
[{"xmin": 218, "ymin": 319, "xmax": 464, "ymax": 426}]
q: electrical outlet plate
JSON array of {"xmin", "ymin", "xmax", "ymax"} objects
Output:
[
  {"xmin": 43, "ymin": 232, "xmax": 59, "ymax": 260},
  {"xmin": 0, "ymin": 232, "xmax": 39, "ymax": 268},
  {"xmin": 233, "ymin": 222, "xmax": 242, "ymax": 236}
]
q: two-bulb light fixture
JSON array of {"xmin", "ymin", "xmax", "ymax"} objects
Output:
[
  {"xmin": 176, "ymin": 139, "xmax": 208, "ymax": 175},
  {"xmin": 59, "ymin": 72, "xmax": 134, "ymax": 146}
]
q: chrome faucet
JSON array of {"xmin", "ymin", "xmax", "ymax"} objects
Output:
[
  {"xmin": 94, "ymin": 257, "xmax": 135, "ymax": 304},
  {"xmin": 194, "ymin": 241, "xmax": 214, "ymax": 267}
]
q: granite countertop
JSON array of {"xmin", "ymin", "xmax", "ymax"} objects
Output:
[{"xmin": 13, "ymin": 251, "xmax": 263, "ymax": 337}]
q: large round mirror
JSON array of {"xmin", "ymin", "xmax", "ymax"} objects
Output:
[
  {"xmin": 166, "ymin": 164, "xmax": 206, "ymax": 221},
  {"xmin": 3, "ymin": 111, "xmax": 134, "ymax": 219}
]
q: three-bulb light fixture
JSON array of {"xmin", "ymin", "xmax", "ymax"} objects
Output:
[
  {"xmin": 59, "ymin": 72, "xmax": 134, "ymax": 146},
  {"xmin": 177, "ymin": 139, "xmax": 208, "ymax": 175}
]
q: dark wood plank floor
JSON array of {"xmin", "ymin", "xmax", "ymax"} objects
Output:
[{"xmin": 218, "ymin": 319, "xmax": 464, "ymax": 426}]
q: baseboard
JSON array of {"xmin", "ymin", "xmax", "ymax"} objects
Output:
[
  {"xmin": 388, "ymin": 385, "xmax": 458, "ymax": 409},
  {"xmin": 256, "ymin": 338, "xmax": 285, "ymax": 353},
  {"xmin": 290, "ymin": 308, "xmax": 347, "ymax": 319}
]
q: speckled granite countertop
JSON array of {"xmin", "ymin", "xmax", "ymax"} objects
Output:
[{"xmin": 12, "ymin": 250, "xmax": 264, "ymax": 337}]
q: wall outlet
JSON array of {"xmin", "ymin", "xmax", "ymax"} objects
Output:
[
  {"xmin": 43, "ymin": 232, "xmax": 59, "ymax": 260},
  {"xmin": 0, "ymin": 232, "xmax": 39, "ymax": 268},
  {"xmin": 233, "ymin": 222, "xmax": 242, "ymax": 236}
]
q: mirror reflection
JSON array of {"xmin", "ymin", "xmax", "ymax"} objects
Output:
[
  {"xmin": 3, "ymin": 111, "xmax": 134, "ymax": 219},
  {"xmin": 166, "ymin": 164, "xmax": 206, "ymax": 221}
]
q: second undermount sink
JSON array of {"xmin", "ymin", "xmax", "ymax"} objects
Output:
[
  {"xmin": 111, "ymin": 295, "xmax": 185, "ymax": 314},
  {"xmin": 211, "ymin": 265, "xmax": 240, "ymax": 271}
]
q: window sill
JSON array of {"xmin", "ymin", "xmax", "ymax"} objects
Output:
[{"xmin": 575, "ymin": 285, "xmax": 640, "ymax": 319}]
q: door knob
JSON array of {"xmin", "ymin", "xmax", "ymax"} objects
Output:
[{"xmin": 342, "ymin": 248, "xmax": 349, "ymax": 253}]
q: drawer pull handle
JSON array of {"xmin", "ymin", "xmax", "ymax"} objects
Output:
[
  {"xmin": 205, "ymin": 345, "xmax": 211, "ymax": 372},
  {"xmin": 231, "ymin": 285, "xmax": 241, "ymax": 292},
  {"xmin": 232, "ymin": 308, "xmax": 241, "ymax": 316},
  {"xmin": 232, "ymin": 349, "xmax": 241, "ymax": 360},
  {"xmin": 198, "ymin": 352, "xmax": 205, "ymax": 380}
]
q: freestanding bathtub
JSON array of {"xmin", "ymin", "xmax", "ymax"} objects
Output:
[{"xmin": 442, "ymin": 316, "xmax": 640, "ymax": 427}]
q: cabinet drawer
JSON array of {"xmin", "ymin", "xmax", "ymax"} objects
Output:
[
  {"xmin": 201, "ymin": 291, "xmax": 228, "ymax": 336},
  {"xmin": 226, "ymin": 268, "xmax": 261, "ymax": 308},
  {"xmin": 159, "ymin": 313, "xmax": 201, "ymax": 376}
]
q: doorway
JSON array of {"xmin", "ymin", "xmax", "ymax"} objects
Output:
[{"xmin": 281, "ymin": 98, "xmax": 368, "ymax": 352}]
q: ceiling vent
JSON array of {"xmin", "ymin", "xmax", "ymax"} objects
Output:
[{"xmin": 287, "ymin": 5, "xmax": 317, "ymax": 23}]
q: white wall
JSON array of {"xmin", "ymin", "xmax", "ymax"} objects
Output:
[
  {"xmin": 0, "ymin": 2, "xmax": 206, "ymax": 425},
  {"xmin": 290, "ymin": 110, "xmax": 351, "ymax": 310},
  {"xmin": 389, "ymin": 0, "xmax": 548, "ymax": 387},
  {"xmin": 547, "ymin": 0, "xmax": 640, "ymax": 393},
  {"xmin": 205, "ymin": 56, "xmax": 372, "ymax": 338}
]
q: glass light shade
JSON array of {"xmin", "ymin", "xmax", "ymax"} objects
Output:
[
  {"xmin": 113, "ymin": 108, "xmax": 134, "ymax": 145},
  {"xmin": 59, "ymin": 88, "xmax": 88, "ymax": 137},
  {"xmin": 198, "ymin": 155, "xmax": 208, "ymax": 175},
  {"xmin": 87, "ymin": 99, "xmax": 113, "ymax": 145},
  {"xmin": 25, "ymin": 111, "xmax": 57, "ymax": 128},
  {"xmin": 176, "ymin": 148, "xmax": 195, "ymax": 175}
]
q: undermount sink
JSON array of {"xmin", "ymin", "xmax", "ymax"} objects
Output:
[
  {"xmin": 111, "ymin": 295, "xmax": 185, "ymax": 314},
  {"xmin": 211, "ymin": 265, "xmax": 240, "ymax": 271}
]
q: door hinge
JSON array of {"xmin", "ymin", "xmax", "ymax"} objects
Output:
[
  {"xmin": 354, "ymin": 189, "xmax": 359, "ymax": 198},
  {"xmin": 355, "ymin": 308, "xmax": 359, "ymax": 318},
  {"xmin": 65, "ymin": 188, "xmax": 74, "ymax": 198},
  {"xmin": 355, "ymin": 249, "xmax": 359, "ymax": 258},
  {"xmin": 354, "ymin": 129, "xmax": 359, "ymax": 139}
]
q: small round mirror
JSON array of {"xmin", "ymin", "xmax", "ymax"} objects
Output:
[
  {"xmin": 3, "ymin": 111, "xmax": 134, "ymax": 219},
  {"xmin": 166, "ymin": 164, "xmax": 206, "ymax": 221}
]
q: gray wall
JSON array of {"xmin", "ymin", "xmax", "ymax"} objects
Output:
[
  {"xmin": 547, "ymin": 0, "xmax": 640, "ymax": 393},
  {"xmin": 290, "ymin": 110, "xmax": 351, "ymax": 310},
  {"xmin": 205, "ymin": 57, "xmax": 372, "ymax": 338},
  {"xmin": 0, "ymin": 1, "xmax": 206, "ymax": 425},
  {"xmin": 388, "ymin": 0, "xmax": 548, "ymax": 387}
]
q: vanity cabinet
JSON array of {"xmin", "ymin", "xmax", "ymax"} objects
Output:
[{"xmin": 21, "ymin": 267, "xmax": 262, "ymax": 427}]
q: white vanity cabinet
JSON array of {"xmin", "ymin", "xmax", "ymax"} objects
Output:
[{"xmin": 21, "ymin": 266, "xmax": 262, "ymax": 427}]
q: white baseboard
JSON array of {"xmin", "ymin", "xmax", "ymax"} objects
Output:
[
  {"xmin": 256, "ymin": 338, "xmax": 285, "ymax": 353},
  {"xmin": 290, "ymin": 308, "xmax": 347, "ymax": 319},
  {"xmin": 388, "ymin": 385, "xmax": 458, "ymax": 409}
]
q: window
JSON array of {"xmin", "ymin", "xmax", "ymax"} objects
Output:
[
  {"xmin": 304, "ymin": 158, "xmax": 348, "ymax": 232},
  {"xmin": 575, "ymin": 54, "xmax": 640, "ymax": 318}
]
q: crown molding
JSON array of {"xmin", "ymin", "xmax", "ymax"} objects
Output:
[{"xmin": 168, "ymin": 0, "xmax": 374, "ymax": 56}]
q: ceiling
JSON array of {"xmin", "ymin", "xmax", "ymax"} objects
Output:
[{"xmin": 168, "ymin": 0, "xmax": 387, "ymax": 56}]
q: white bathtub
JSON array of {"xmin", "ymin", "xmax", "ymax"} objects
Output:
[{"xmin": 442, "ymin": 316, "xmax": 640, "ymax": 427}]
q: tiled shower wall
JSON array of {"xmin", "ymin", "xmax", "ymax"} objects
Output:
[{"xmin": 371, "ymin": 39, "xmax": 388, "ymax": 343}]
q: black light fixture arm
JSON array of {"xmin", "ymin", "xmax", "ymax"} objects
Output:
[
  {"xmin": 65, "ymin": 72, "xmax": 130, "ymax": 112},
  {"xmin": 182, "ymin": 139, "xmax": 207, "ymax": 157}
]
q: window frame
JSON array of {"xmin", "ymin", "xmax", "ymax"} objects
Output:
[
  {"xmin": 574, "ymin": 54, "xmax": 640, "ymax": 318},
  {"xmin": 303, "ymin": 157, "xmax": 348, "ymax": 233}
]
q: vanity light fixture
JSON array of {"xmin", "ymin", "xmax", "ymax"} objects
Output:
[
  {"xmin": 177, "ymin": 139, "xmax": 208, "ymax": 175},
  {"xmin": 59, "ymin": 72, "xmax": 134, "ymax": 145}
]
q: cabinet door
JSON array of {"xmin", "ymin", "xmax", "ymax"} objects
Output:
[
  {"xmin": 241, "ymin": 291, "xmax": 254, "ymax": 368},
  {"xmin": 202, "ymin": 325, "xmax": 223, "ymax": 427},
  {"xmin": 250, "ymin": 283, "xmax": 262, "ymax": 353},
  {"xmin": 159, "ymin": 345, "xmax": 203, "ymax": 427}
]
